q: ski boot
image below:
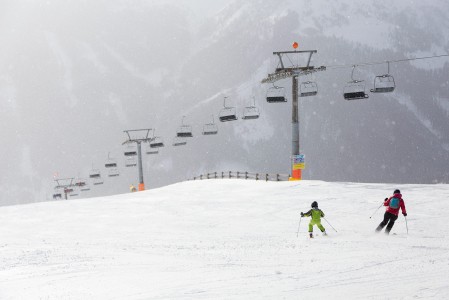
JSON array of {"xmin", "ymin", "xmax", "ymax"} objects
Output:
[{"xmin": 309, "ymin": 232, "xmax": 313, "ymax": 238}]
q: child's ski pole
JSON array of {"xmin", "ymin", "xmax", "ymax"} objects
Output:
[
  {"xmin": 369, "ymin": 201, "xmax": 385, "ymax": 219},
  {"xmin": 296, "ymin": 216, "xmax": 303, "ymax": 238},
  {"xmin": 323, "ymin": 217, "xmax": 337, "ymax": 232}
]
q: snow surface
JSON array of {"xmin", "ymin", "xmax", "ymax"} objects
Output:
[{"xmin": 0, "ymin": 179, "xmax": 448, "ymax": 299}]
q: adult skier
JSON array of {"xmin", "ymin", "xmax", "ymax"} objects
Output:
[
  {"xmin": 300, "ymin": 201, "xmax": 327, "ymax": 238},
  {"xmin": 375, "ymin": 189, "xmax": 407, "ymax": 234}
]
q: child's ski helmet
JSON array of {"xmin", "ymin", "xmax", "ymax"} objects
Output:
[
  {"xmin": 394, "ymin": 189, "xmax": 400, "ymax": 194},
  {"xmin": 311, "ymin": 201, "xmax": 318, "ymax": 208}
]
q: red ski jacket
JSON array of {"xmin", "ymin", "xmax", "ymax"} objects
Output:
[{"xmin": 384, "ymin": 193, "xmax": 407, "ymax": 216}]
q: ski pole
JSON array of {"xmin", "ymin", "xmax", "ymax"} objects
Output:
[
  {"xmin": 296, "ymin": 216, "xmax": 303, "ymax": 238},
  {"xmin": 405, "ymin": 216, "xmax": 409, "ymax": 235},
  {"xmin": 323, "ymin": 217, "xmax": 337, "ymax": 232},
  {"xmin": 369, "ymin": 200, "xmax": 385, "ymax": 219}
]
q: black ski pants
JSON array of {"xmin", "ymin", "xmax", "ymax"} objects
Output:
[{"xmin": 376, "ymin": 211, "xmax": 398, "ymax": 234}]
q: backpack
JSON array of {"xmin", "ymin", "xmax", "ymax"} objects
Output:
[{"xmin": 389, "ymin": 197, "xmax": 400, "ymax": 209}]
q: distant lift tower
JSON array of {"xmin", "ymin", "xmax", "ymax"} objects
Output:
[
  {"xmin": 54, "ymin": 177, "xmax": 75, "ymax": 200},
  {"xmin": 262, "ymin": 43, "xmax": 325, "ymax": 180},
  {"xmin": 123, "ymin": 129, "xmax": 155, "ymax": 191}
]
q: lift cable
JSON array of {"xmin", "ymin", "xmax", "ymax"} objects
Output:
[{"xmin": 323, "ymin": 53, "xmax": 449, "ymax": 70}]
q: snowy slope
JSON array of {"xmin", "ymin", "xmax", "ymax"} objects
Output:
[{"xmin": 0, "ymin": 180, "xmax": 448, "ymax": 299}]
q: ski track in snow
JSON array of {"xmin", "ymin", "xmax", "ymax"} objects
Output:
[{"xmin": 0, "ymin": 180, "xmax": 448, "ymax": 299}]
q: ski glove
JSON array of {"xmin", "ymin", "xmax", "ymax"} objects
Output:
[
  {"xmin": 300, "ymin": 212, "xmax": 304, "ymax": 217},
  {"xmin": 403, "ymin": 213, "xmax": 407, "ymax": 217}
]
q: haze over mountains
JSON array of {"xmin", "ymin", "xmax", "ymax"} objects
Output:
[{"xmin": 1, "ymin": 0, "xmax": 448, "ymax": 205}]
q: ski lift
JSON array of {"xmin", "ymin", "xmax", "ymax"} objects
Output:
[
  {"xmin": 176, "ymin": 116, "xmax": 193, "ymax": 137},
  {"xmin": 343, "ymin": 66, "xmax": 369, "ymax": 100},
  {"xmin": 105, "ymin": 153, "xmax": 119, "ymax": 177},
  {"xmin": 108, "ymin": 168, "xmax": 119, "ymax": 177},
  {"xmin": 105, "ymin": 152, "xmax": 118, "ymax": 168},
  {"xmin": 52, "ymin": 191, "xmax": 62, "ymax": 199},
  {"xmin": 266, "ymin": 85, "xmax": 287, "ymax": 103},
  {"xmin": 371, "ymin": 62, "xmax": 395, "ymax": 93},
  {"xmin": 80, "ymin": 183, "xmax": 90, "ymax": 191},
  {"xmin": 89, "ymin": 167, "xmax": 104, "ymax": 185},
  {"xmin": 173, "ymin": 136, "xmax": 187, "ymax": 146},
  {"xmin": 145, "ymin": 142, "xmax": 159, "ymax": 154},
  {"xmin": 74, "ymin": 178, "xmax": 90, "ymax": 191},
  {"xmin": 299, "ymin": 81, "xmax": 318, "ymax": 97},
  {"xmin": 125, "ymin": 155, "xmax": 137, "ymax": 167},
  {"xmin": 146, "ymin": 148, "xmax": 159, "ymax": 155},
  {"xmin": 242, "ymin": 97, "xmax": 260, "ymax": 120},
  {"xmin": 124, "ymin": 143, "xmax": 137, "ymax": 157},
  {"xmin": 124, "ymin": 143, "xmax": 137, "ymax": 166},
  {"xmin": 69, "ymin": 188, "xmax": 79, "ymax": 197},
  {"xmin": 150, "ymin": 129, "xmax": 165, "ymax": 148},
  {"xmin": 219, "ymin": 96, "xmax": 238, "ymax": 122},
  {"xmin": 202, "ymin": 115, "xmax": 218, "ymax": 135},
  {"xmin": 74, "ymin": 179, "xmax": 86, "ymax": 187}
]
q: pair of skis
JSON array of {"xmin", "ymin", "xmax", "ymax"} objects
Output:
[{"xmin": 296, "ymin": 217, "xmax": 337, "ymax": 238}]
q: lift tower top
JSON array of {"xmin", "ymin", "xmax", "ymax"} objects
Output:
[{"xmin": 262, "ymin": 50, "xmax": 326, "ymax": 84}]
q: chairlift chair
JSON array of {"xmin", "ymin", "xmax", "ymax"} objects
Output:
[
  {"xmin": 242, "ymin": 97, "xmax": 260, "ymax": 120},
  {"xmin": 145, "ymin": 143, "xmax": 159, "ymax": 154},
  {"xmin": 266, "ymin": 85, "xmax": 287, "ymax": 103},
  {"xmin": 105, "ymin": 161, "xmax": 117, "ymax": 168},
  {"xmin": 344, "ymin": 80, "xmax": 369, "ymax": 100},
  {"xmin": 108, "ymin": 168, "xmax": 120, "ymax": 177},
  {"xmin": 53, "ymin": 192, "xmax": 62, "ymax": 199},
  {"xmin": 202, "ymin": 124, "xmax": 218, "ymax": 135},
  {"xmin": 105, "ymin": 152, "xmax": 118, "ymax": 168},
  {"xmin": 146, "ymin": 149, "xmax": 159, "ymax": 154},
  {"xmin": 124, "ymin": 144, "xmax": 137, "ymax": 156},
  {"xmin": 299, "ymin": 81, "xmax": 318, "ymax": 97},
  {"xmin": 202, "ymin": 115, "xmax": 218, "ymax": 135},
  {"xmin": 173, "ymin": 136, "xmax": 187, "ymax": 146},
  {"xmin": 69, "ymin": 188, "xmax": 79, "ymax": 197},
  {"xmin": 74, "ymin": 179, "xmax": 86, "ymax": 187},
  {"xmin": 93, "ymin": 180, "xmax": 104, "ymax": 186},
  {"xmin": 150, "ymin": 130, "xmax": 165, "ymax": 148},
  {"xmin": 343, "ymin": 66, "xmax": 369, "ymax": 100},
  {"xmin": 219, "ymin": 97, "xmax": 238, "ymax": 122},
  {"xmin": 371, "ymin": 74, "xmax": 395, "ymax": 93},
  {"xmin": 89, "ymin": 170, "xmax": 101, "ymax": 179},
  {"xmin": 125, "ymin": 156, "xmax": 137, "ymax": 167},
  {"xmin": 176, "ymin": 116, "xmax": 193, "ymax": 137},
  {"xmin": 75, "ymin": 179, "xmax": 90, "ymax": 191},
  {"xmin": 370, "ymin": 62, "xmax": 395, "ymax": 93},
  {"xmin": 150, "ymin": 138, "xmax": 164, "ymax": 148},
  {"xmin": 80, "ymin": 184, "xmax": 91, "ymax": 192},
  {"xmin": 89, "ymin": 168, "xmax": 104, "ymax": 185}
]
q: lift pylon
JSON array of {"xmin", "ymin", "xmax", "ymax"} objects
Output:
[
  {"xmin": 123, "ymin": 129, "xmax": 156, "ymax": 191},
  {"xmin": 261, "ymin": 44, "xmax": 326, "ymax": 180}
]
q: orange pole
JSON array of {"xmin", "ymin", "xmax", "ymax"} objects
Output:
[
  {"xmin": 292, "ymin": 169, "xmax": 302, "ymax": 180},
  {"xmin": 138, "ymin": 183, "xmax": 145, "ymax": 191}
]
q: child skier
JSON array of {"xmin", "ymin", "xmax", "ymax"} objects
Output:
[
  {"xmin": 375, "ymin": 189, "xmax": 407, "ymax": 234},
  {"xmin": 301, "ymin": 201, "xmax": 327, "ymax": 238}
]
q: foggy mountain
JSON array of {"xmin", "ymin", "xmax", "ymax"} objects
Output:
[{"xmin": 0, "ymin": 0, "xmax": 448, "ymax": 205}]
